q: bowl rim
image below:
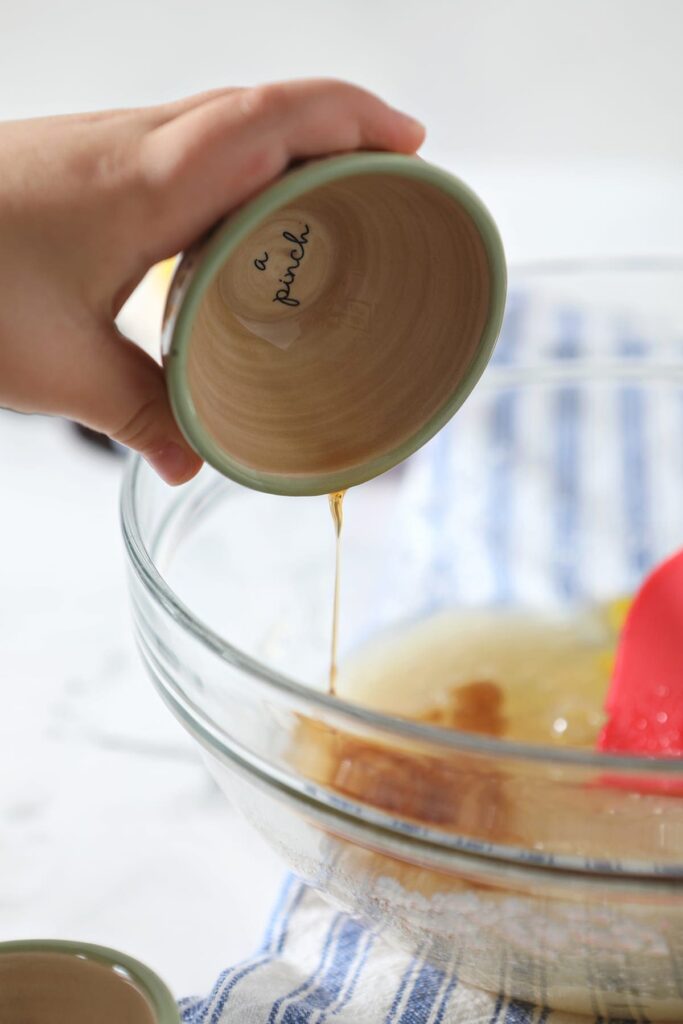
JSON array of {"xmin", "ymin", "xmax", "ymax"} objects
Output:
[
  {"xmin": 121, "ymin": 450, "xmax": 683, "ymax": 779},
  {"xmin": 149, "ymin": 664, "xmax": 683, "ymax": 882}
]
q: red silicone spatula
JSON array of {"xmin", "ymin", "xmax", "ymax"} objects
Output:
[{"xmin": 599, "ymin": 549, "xmax": 683, "ymax": 757}]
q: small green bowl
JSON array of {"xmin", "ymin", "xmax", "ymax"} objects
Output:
[
  {"xmin": 0, "ymin": 939, "xmax": 179, "ymax": 1023},
  {"xmin": 162, "ymin": 152, "xmax": 507, "ymax": 496}
]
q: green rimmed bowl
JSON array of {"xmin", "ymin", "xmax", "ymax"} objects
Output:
[
  {"xmin": 162, "ymin": 152, "xmax": 506, "ymax": 495},
  {"xmin": 0, "ymin": 939, "xmax": 179, "ymax": 1023}
]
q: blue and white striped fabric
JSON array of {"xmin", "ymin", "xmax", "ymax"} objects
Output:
[
  {"xmin": 179, "ymin": 876, "xmax": 569, "ymax": 1024},
  {"xmin": 371, "ymin": 287, "xmax": 683, "ymax": 624},
  {"xmin": 180, "ymin": 289, "xmax": 682, "ymax": 1023}
]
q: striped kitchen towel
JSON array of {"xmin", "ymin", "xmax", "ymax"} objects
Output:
[
  {"xmin": 371, "ymin": 284, "xmax": 683, "ymax": 623},
  {"xmin": 180, "ymin": 282, "xmax": 682, "ymax": 1024},
  {"xmin": 179, "ymin": 876, "xmax": 584, "ymax": 1024}
]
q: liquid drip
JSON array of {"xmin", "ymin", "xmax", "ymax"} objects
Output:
[{"xmin": 328, "ymin": 490, "xmax": 345, "ymax": 695}]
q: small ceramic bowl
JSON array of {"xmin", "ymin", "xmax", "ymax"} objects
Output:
[
  {"xmin": 163, "ymin": 152, "xmax": 506, "ymax": 495},
  {"xmin": 0, "ymin": 939, "xmax": 179, "ymax": 1023}
]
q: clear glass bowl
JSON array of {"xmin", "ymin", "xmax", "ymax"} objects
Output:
[{"xmin": 122, "ymin": 261, "xmax": 683, "ymax": 1021}]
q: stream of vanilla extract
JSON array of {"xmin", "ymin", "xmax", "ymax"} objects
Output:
[{"xmin": 328, "ymin": 490, "xmax": 345, "ymax": 696}]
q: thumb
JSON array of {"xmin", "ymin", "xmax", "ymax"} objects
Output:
[{"xmin": 69, "ymin": 325, "xmax": 203, "ymax": 485}]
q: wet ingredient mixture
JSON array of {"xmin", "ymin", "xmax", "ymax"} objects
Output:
[{"xmin": 336, "ymin": 604, "xmax": 627, "ymax": 748}]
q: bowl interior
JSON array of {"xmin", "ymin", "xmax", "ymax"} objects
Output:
[{"xmin": 0, "ymin": 942, "xmax": 178, "ymax": 1024}]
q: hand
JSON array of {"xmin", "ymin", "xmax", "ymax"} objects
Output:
[{"xmin": 0, "ymin": 80, "xmax": 424, "ymax": 483}]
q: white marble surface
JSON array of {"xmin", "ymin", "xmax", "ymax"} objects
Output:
[{"xmin": 0, "ymin": 408, "xmax": 283, "ymax": 999}]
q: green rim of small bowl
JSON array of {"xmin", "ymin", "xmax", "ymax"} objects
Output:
[
  {"xmin": 165, "ymin": 152, "xmax": 507, "ymax": 496},
  {"xmin": 0, "ymin": 939, "xmax": 180, "ymax": 1023}
]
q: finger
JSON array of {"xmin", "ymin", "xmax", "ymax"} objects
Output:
[
  {"xmin": 64, "ymin": 324, "xmax": 203, "ymax": 485},
  {"xmin": 138, "ymin": 78, "xmax": 425, "ymax": 260}
]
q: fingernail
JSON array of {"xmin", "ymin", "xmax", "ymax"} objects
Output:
[{"xmin": 147, "ymin": 442, "xmax": 202, "ymax": 485}]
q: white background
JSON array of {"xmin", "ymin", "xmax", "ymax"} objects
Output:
[
  {"xmin": 2, "ymin": 0, "xmax": 683, "ymax": 260},
  {"xmin": 0, "ymin": 0, "xmax": 682, "ymax": 1001}
]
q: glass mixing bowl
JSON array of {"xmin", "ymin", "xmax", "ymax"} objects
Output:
[{"xmin": 122, "ymin": 261, "xmax": 683, "ymax": 1021}]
